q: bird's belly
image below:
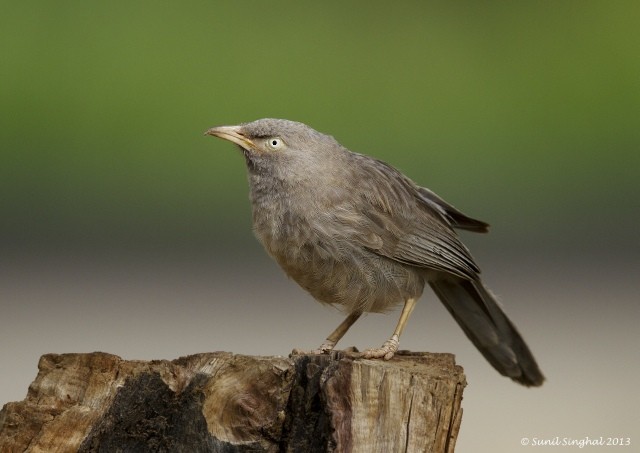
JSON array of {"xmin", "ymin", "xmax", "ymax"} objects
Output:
[{"xmin": 262, "ymin": 234, "xmax": 425, "ymax": 314}]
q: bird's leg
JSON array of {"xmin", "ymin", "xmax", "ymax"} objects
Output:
[
  {"xmin": 311, "ymin": 311, "xmax": 362, "ymax": 354},
  {"xmin": 363, "ymin": 298, "xmax": 417, "ymax": 360}
]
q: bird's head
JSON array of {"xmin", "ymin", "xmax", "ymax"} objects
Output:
[{"xmin": 205, "ymin": 118, "xmax": 341, "ymax": 163}]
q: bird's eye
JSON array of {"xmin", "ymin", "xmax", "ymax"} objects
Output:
[{"xmin": 266, "ymin": 138, "xmax": 283, "ymax": 150}]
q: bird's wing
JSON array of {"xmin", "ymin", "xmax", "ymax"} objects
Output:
[
  {"xmin": 416, "ymin": 187, "xmax": 489, "ymax": 233},
  {"xmin": 359, "ymin": 205, "xmax": 480, "ymax": 280},
  {"xmin": 342, "ymin": 155, "xmax": 481, "ymax": 280}
]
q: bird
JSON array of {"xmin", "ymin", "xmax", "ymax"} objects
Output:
[{"xmin": 205, "ymin": 118, "xmax": 544, "ymax": 387}]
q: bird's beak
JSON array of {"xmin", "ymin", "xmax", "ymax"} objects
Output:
[{"xmin": 204, "ymin": 125, "xmax": 255, "ymax": 151}]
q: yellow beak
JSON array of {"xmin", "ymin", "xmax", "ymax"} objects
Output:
[{"xmin": 204, "ymin": 125, "xmax": 256, "ymax": 150}]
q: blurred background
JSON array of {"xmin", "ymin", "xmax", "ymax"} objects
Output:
[{"xmin": 1, "ymin": 1, "xmax": 638, "ymax": 451}]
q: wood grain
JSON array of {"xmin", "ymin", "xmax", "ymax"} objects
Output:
[{"xmin": 0, "ymin": 351, "xmax": 465, "ymax": 452}]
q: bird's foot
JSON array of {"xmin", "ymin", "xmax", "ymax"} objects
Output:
[
  {"xmin": 291, "ymin": 339, "xmax": 336, "ymax": 356},
  {"xmin": 361, "ymin": 335, "xmax": 399, "ymax": 360},
  {"xmin": 310, "ymin": 339, "xmax": 336, "ymax": 355}
]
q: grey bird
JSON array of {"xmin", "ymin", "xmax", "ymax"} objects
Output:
[{"xmin": 205, "ymin": 118, "xmax": 544, "ymax": 387}]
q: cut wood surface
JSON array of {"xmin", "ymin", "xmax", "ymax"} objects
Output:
[{"xmin": 0, "ymin": 351, "xmax": 466, "ymax": 452}]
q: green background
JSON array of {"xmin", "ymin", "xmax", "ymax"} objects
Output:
[{"xmin": 2, "ymin": 1, "xmax": 638, "ymax": 256}]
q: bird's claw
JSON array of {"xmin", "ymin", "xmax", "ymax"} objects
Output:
[
  {"xmin": 291, "ymin": 340, "xmax": 336, "ymax": 357},
  {"xmin": 362, "ymin": 335, "xmax": 399, "ymax": 360},
  {"xmin": 311, "ymin": 340, "xmax": 336, "ymax": 355}
]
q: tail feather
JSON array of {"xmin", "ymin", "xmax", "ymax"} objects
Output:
[{"xmin": 429, "ymin": 278, "xmax": 544, "ymax": 387}]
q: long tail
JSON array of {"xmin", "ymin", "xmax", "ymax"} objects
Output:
[{"xmin": 429, "ymin": 278, "xmax": 544, "ymax": 386}]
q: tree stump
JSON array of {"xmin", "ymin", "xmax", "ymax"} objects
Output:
[{"xmin": 0, "ymin": 351, "xmax": 466, "ymax": 452}]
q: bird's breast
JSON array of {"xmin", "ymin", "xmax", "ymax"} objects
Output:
[{"xmin": 248, "ymin": 180, "xmax": 425, "ymax": 313}]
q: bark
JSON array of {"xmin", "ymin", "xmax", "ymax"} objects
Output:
[{"xmin": 0, "ymin": 350, "xmax": 465, "ymax": 453}]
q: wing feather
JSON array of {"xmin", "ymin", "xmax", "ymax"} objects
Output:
[{"xmin": 345, "ymin": 153, "xmax": 482, "ymax": 280}]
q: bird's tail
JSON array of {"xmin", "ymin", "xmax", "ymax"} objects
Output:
[{"xmin": 429, "ymin": 278, "xmax": 544, "ymax": 386}]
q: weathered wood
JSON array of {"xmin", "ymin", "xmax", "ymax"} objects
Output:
[{"xmin": 0, "ymin": 351, "xmax": 465, "ymax": 452}]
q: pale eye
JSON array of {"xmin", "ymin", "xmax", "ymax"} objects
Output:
[{"xmin": 266, "ymin": 137, "xmax": 283, "ymax": 150}]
